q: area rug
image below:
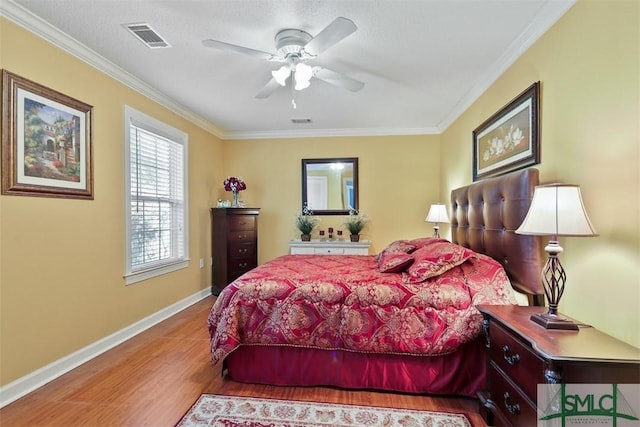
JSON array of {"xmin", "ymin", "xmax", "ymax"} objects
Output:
[{"xmin": 176, "ymin": 394, "xmax": 472, "ymax": 427}]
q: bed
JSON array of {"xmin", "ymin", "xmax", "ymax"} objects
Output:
[{"xmin": 207, "ymin": 168, "xmax": 544, "ymax": 396}]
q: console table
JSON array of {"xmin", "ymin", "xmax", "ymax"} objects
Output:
[{"xmin": 288, "ymin": 239, "xmax": 370, "ymax": 255}]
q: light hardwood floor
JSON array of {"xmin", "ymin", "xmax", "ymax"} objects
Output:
[{"xmin": 0, "ymin": 295, "xmax": 487, "ymax": 426}]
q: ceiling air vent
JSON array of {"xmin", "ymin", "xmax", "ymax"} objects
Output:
[
  {"xmin": 124, "ymin": 23, "xmax": 171, "ymax": 48},
  {"xmin": 291, "ymin": 119, "xmax": 312, "ymax": 124}
]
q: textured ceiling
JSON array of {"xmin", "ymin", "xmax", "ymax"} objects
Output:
[{"xmin": 4, "ymin": 0, "xmax": 574, "ymax": 139}]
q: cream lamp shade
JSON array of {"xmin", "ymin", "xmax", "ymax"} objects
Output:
[
  {"xmin": 515, "ymin": 184, "xmax": 597, "ymax": 237},
  {"xmin": 515, "ymin": 183, "xmax": 597, "ymax": 331},
  {"xmin": 425, "ymin": 204, "xmax": 449, "ymax": 238},
  {"xmin": 425, "ymin": 204, "xmax": 450, "ymax": 224}
]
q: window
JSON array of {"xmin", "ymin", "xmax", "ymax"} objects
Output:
[{"xmin": 124, "ymin": 106, "xmax": 188, "ymax": 284}]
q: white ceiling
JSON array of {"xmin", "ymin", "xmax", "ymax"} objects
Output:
[{"xmin": 4, "ymin": 0, "xmax": 574, "ymax": 140}]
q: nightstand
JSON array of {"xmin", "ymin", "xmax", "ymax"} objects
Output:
[
  {"xmin": 288, "ymin": 239, "xmax": 370, "ymax": 255},
  {"xmin": 477, "ymin": 305, "xmax": 640, "ymax": 427}
]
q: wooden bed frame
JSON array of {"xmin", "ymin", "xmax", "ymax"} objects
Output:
[{"xmin": 222, "ymin": 168, "xmax": 545, "ymax": 396}]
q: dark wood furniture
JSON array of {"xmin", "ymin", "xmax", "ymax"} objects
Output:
[
  {"xmin": 210, "ymin": 207, "xmax": 259, "ymax": 295},
  {"xmin": 477, "ymin": 305, "xmax": 640, "ymax": 426}
]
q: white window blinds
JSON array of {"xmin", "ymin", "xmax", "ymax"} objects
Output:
[{"xmin": 124, "ymin": 106, "xmax": 188, "ymax": 284}]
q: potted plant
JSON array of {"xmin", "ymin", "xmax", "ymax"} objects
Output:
[
  {"xmin": 344, "ymin": 209, "xmax": 368, "ymax": 242},
  {"xmin": 295, "ymin": 212, "xmax": 319, "ymax": 241}
]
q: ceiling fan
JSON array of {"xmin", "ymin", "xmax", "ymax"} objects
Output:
[{"xmin": 202, "ymin": 17, "xmax": 365, "ymax": 99}]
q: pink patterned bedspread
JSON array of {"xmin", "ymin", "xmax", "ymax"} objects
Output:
[{"xmin": 208, "ymin": 253, "xmax": 516, "ymax": 365}]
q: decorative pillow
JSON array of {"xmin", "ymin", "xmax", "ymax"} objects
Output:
[
  {"xmin": 377, "ymin": 251, "xmax": 414, "ymax": 273},
  {"xmin": 378, "ymin": 240, "xmax": 417, "ymax": 257},
  {"xmin": 402, "ymin": 240, "xmax": 475, "ymax": 284},
  {"xmin": 374, "ymin": 240, "xmax": 417, "ymax": 262}
]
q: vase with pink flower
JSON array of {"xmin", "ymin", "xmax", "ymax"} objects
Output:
[{"xmin": 223, "ymin": 176, "xmax": 246, "ymax": 207}]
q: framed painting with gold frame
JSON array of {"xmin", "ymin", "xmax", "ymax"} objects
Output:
[
  {"xmin": 2, "ymin": 70, "xmax": 93, "ymax": 199},
  {"xmin": 473, "ymin": 81, "xmax": 540, "ymax": 181}
]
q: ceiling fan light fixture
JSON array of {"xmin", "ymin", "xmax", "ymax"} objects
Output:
[
  {"xmin": 272, "ymin": 66, "xmax": 291, "ymax": 86},
  {"xmin": 294, "ymin": 63, "xmax": 313, "ymax": 91}
]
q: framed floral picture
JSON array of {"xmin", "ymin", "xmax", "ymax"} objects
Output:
[
  {"xmin": 1, "ymin": 70, "xmax": 93, "ymax": 199},
  {"xmin": 473, "ymin": 81, "xmax": 540, "ymax": 181}
]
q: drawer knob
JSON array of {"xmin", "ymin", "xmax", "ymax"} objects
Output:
[
  {"xmin": 503, "ymin": 392, "xmax": 521, "ymax": 415},
  {"xmin": 502, "ymin": 345, "xmax": 520, "ymax": 365}
]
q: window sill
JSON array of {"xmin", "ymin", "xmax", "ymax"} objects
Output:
[{"xmin": 125, "ymin": 259, "xmax": 189, "ymax": 285}]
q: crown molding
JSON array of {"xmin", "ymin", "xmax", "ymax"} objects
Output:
[
  {"xmin": 1, "ymin": 0, "xmax": 226, "ymax": 139},
  {"xmin": 436, "ymin": 0, "xmax": 576, "ymax": 132},
  {"xmin": 224, "ymin": 126, "xmax": 439, "ymax": 140},
  {"xmin": 2, "ymin": 0, "xmax": 575, "ymax": 140}
]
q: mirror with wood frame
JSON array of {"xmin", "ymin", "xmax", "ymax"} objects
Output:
[{"xmin": 301, "ymin": 158, "xmax": 358, "ymax": 215}]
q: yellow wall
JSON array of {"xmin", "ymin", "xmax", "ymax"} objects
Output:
[
  {"xmin": 2, "ymin": 0, "xmax": 638, "ymax": 389},
  {"xmin": 0, "ymin": 19, "xmax": 223, "ymax": 385},
  {"xmin": 0, "ymin": 20, "xmax": 441, "ymax": 386},
  {"xmin": 220, "ymin": 135, "xmax": 441, "ymax": 261},
  {"xmin": 441, "ymin": 0, "xmax": 639, "ymax": 347}
]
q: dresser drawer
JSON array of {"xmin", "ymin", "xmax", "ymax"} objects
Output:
[
  {"xmin": 229, "ymin": 243, "xmax": 256, "ymax": 260},
  {"xmin": 228, "ymin": 215, "xmax": 256, "ymax": 231},
  {"xmin": 228, "ymin": 230, "xmax": 256, "ymax": 243},
  {"xmin": 229, "ymin": 260, "xmax": 256, "ymax": 276},
  {"xmin": 490, "ymin": 322, "xmax": 544, "ymax": 400},
  {"xmin": 488, "ymin": 364, "xmax": 537, "ymax": 427}
]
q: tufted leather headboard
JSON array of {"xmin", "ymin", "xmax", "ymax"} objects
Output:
[{"xmin": 450, "ymin": 168, "xmax": 544, "ymax": 306}]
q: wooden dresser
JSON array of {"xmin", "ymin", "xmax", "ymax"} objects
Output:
[
  {"xmin": 477, "ymin": 305, "xmax": 640, "ymax": 427},
  {"xmin": 210, "ymin": 207, "xmax": 260, "ymax": 295},
  {"xmin": 288, "ymin": 239, "xmax": 370, "ymax": 255}
]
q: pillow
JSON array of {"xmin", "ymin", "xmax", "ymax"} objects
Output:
[
  {"xmin": 374, "ymin": 239, "xmax": 417, "ymax": 262},
  {"xmin": 401, "ymin": 240, "xmax": 475, "ymax": 284},
  {"xmin": 377, "ymin": 251, "xmax": 414, "ymax": 273}
]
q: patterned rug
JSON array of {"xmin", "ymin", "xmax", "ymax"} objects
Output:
[{"xmin": 176, "ymin": 394, "xmax": 472, "ymax": 427}]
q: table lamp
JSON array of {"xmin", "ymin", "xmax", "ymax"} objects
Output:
[
  {"xmin": 516, "ymin": 184, "xmax": 597, "ymax": 330},
  {"xmin": 425, "ymin": 204, "xmax": 450, "ymax": 238}
]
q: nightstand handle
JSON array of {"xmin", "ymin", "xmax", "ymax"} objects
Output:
[
  {"xmin": 502, "ymin": 345, "xmax": 520, "ymax": 365},
  {"xmin": 503, "ymin": 392, "xmax": 521, "ymax": 415}
]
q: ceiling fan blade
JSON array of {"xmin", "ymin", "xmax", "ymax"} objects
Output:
[
  {"xmin": 202, "ymin": 39, "xmax": 274, "ymax": 60},
  {"xmin": 314, "ymin": 67, "xmax": 364, "ymax": 92},
  {"xmin": 303, "ymin": 17, "xmax": 357, "ymax": 56},
  {"xmin": 255, "ymin": 78, "xmax": 283, "ymax": 99}
]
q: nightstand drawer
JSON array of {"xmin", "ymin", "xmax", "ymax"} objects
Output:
[
  {"xmin": 488, "ymin": 364, "xmax": 537, "ymax": 427},
  {"xmin": 490, "ymin": 322, "xmax": 544, "ymax": 400}
]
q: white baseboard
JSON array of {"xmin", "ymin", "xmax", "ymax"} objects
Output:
[{"xmin": 0, "ymin": 288, "xmax": 211, "ymax": 408}]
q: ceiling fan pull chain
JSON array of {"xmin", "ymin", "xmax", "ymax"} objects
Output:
[{"xmin": 291, "ymin": 78, "xmax": 297, "ymax": 109}]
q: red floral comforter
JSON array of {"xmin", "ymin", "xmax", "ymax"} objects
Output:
[{"xmin": 208, "ymin": 253, "xmax": 516, "ymax": 365}]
